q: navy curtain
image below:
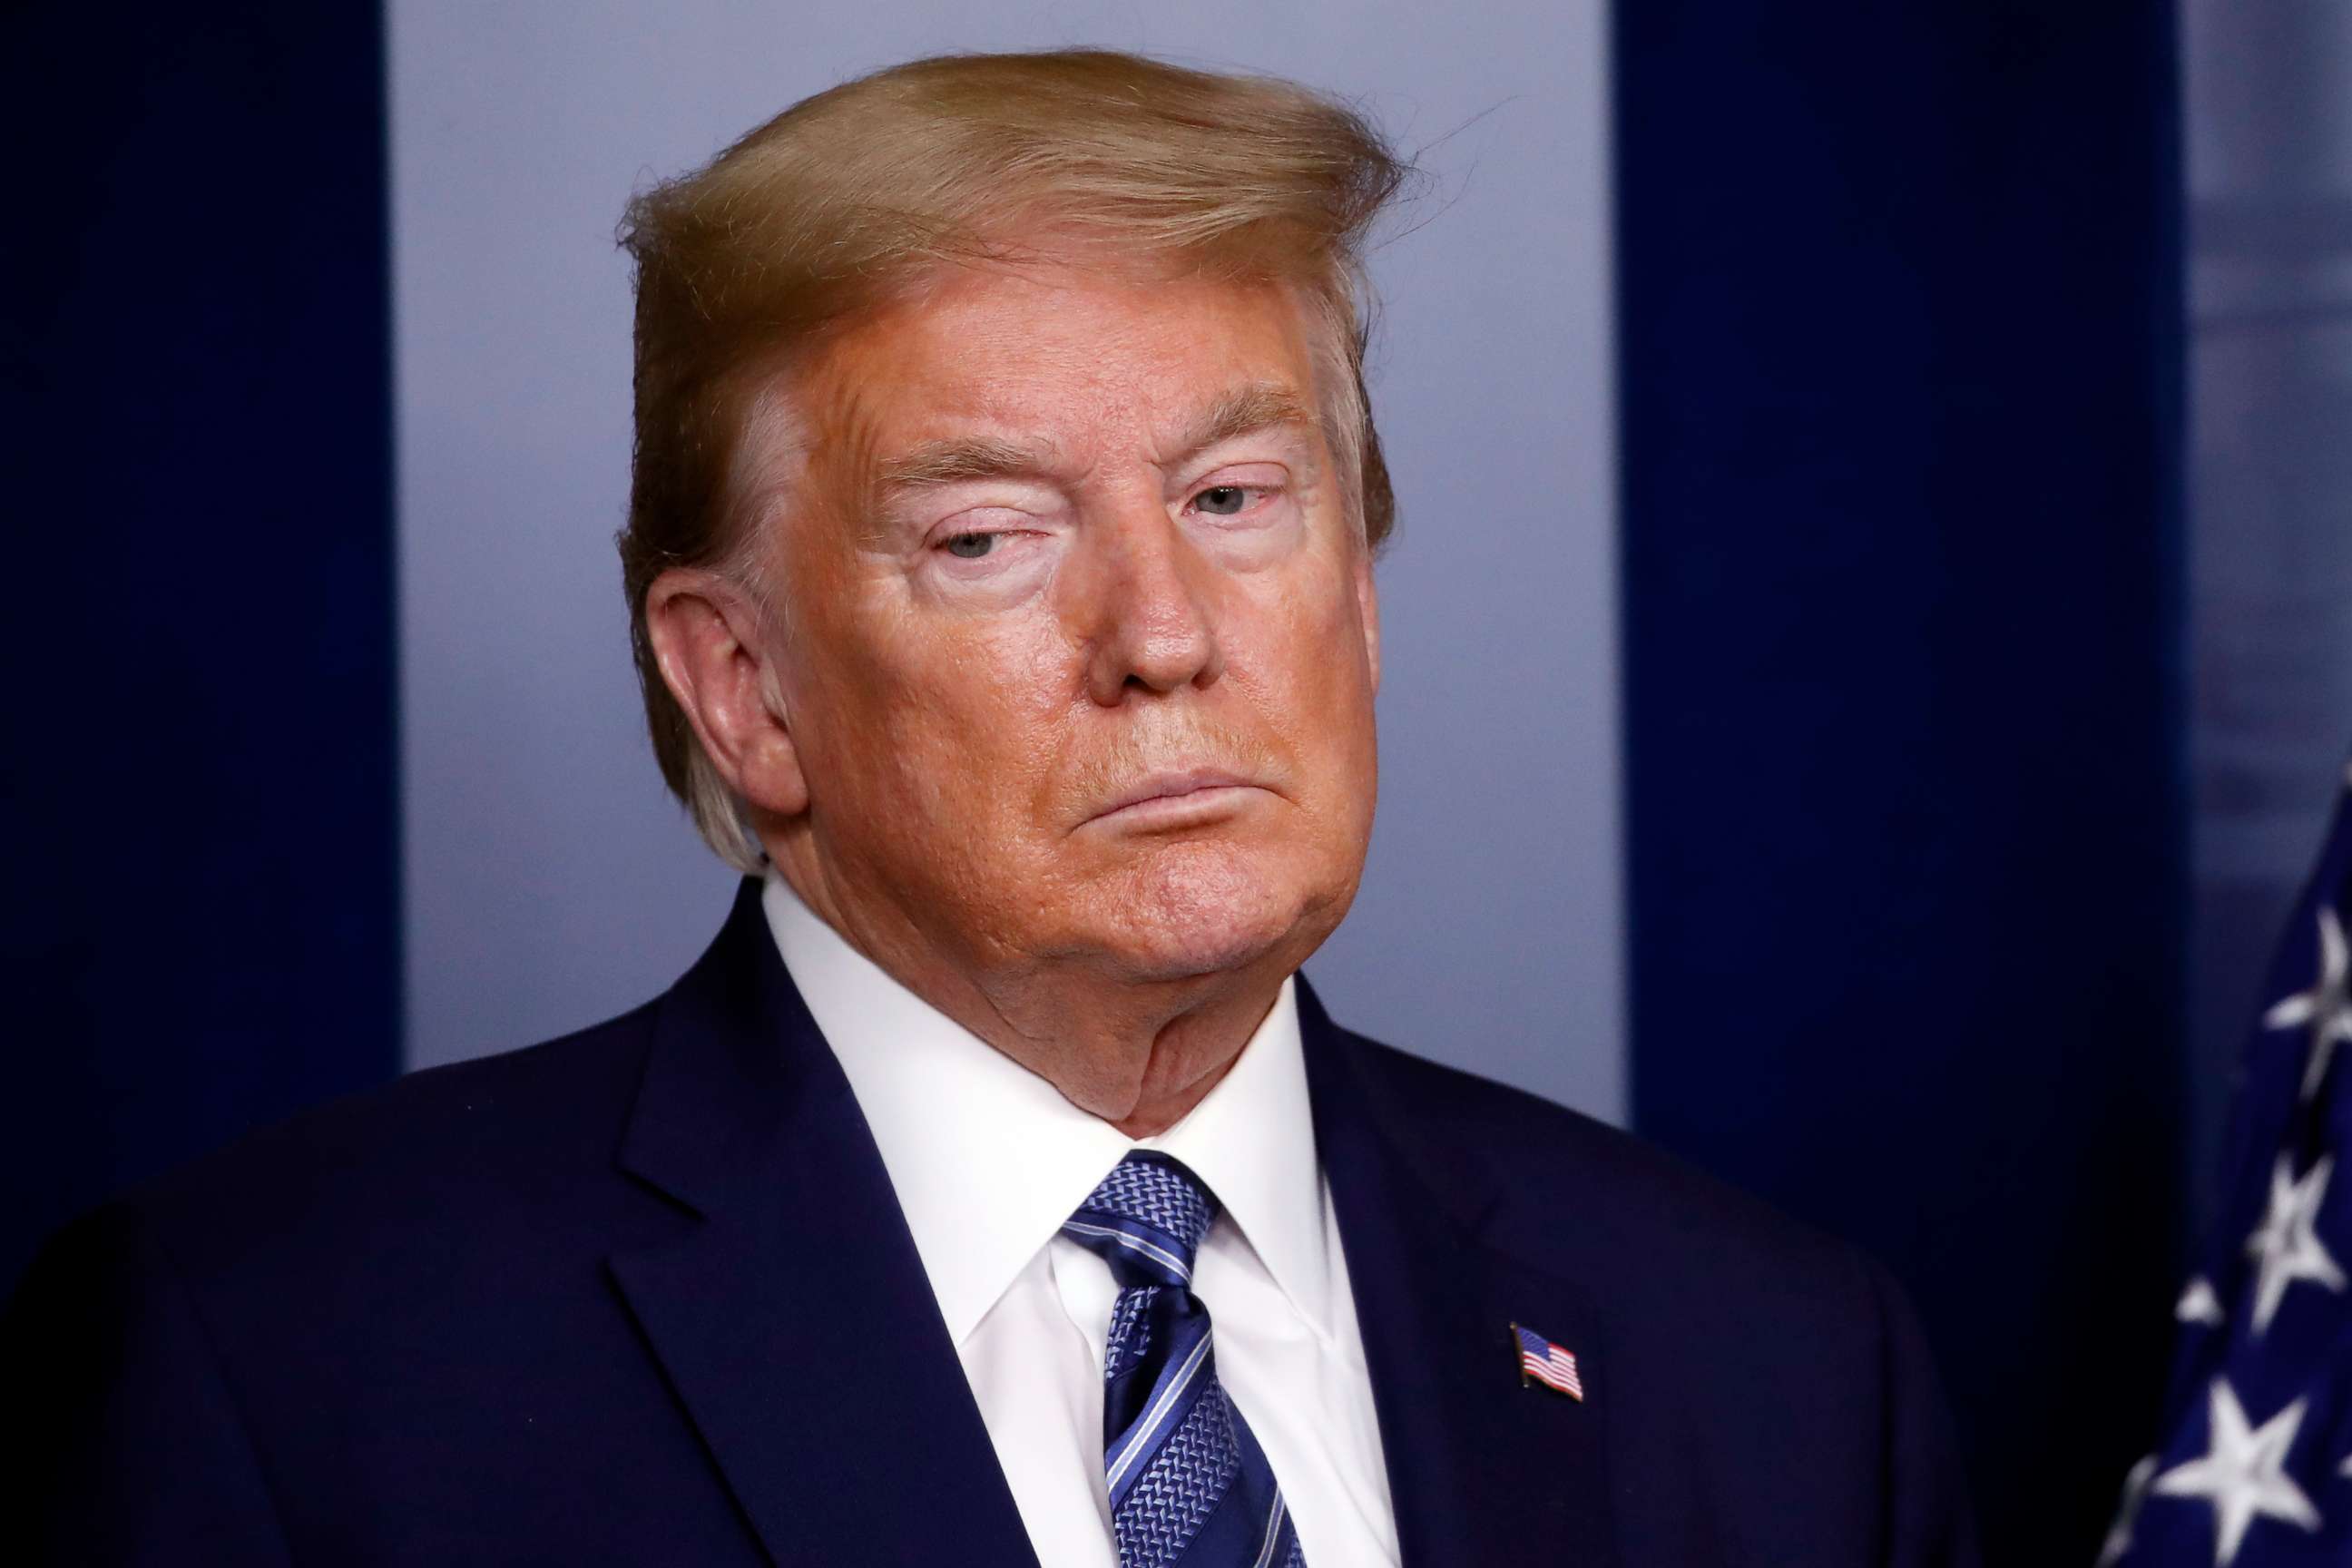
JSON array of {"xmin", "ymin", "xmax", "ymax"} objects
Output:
[
  {"xmin": 1617, "ymin": 4, "xmax": 2188, "ymax": 1558},
  {"xmin": 1, "ymin": 3, "xmax": 401, "ymax": 1295}
]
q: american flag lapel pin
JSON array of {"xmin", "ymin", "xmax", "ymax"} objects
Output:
[{"xmin": 1511, "ymin": 1322, "xmax": 1584, "ymax": 1402}]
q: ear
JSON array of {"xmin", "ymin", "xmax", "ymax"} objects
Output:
[
  {"xmin": 1353, "ymin": 548, "xmax": 1381, "ymax": 698},
  {"xmin": 643, "ymin": 568, "xmax": 809, "ymax": 818}
]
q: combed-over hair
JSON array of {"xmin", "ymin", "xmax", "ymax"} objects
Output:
[{"xmin": 616, "ymin": 50, "xmax": 1411, "ymax": 871}]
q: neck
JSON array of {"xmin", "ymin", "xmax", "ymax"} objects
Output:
[{"xmin": 767, "ymin": 849, "xmax": 1292, "ymax": 1138}]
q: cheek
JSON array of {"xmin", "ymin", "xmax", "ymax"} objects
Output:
[
  {"xmin": 1241, "ymin": 564, "xmax": 1376, "ymax": 727},
  {"xmin": 839, "ymin": 614, "xmax": 1073, "ymax": 818}
]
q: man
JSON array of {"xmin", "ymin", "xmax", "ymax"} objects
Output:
[{"xmin": 5, "ymin": 51, "xmax": 1977, "ymax": 1565}]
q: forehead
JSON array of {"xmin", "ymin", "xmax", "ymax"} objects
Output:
[{"xmin": 799, "ymin": 262, "xmax": 1328, "ymax": 460}]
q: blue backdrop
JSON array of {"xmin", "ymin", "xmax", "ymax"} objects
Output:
[
  {"xmin": 1617, "ymin": 4, "xmax": 2189, "ymax": 1560},
  {"xmin": 0, "ymin": 4, "xmax": 401, "ymax": 1295}
]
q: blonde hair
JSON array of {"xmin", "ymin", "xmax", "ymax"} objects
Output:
[{"xmin": 617, "ymin": 49, "xmax": 1410, "ymax": 871}]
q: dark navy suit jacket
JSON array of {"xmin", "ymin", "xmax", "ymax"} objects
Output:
[{"xmin": 5, "ymin": 883, "xmax": 1979, "ymax": 1564}]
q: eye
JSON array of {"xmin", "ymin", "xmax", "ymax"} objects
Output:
[
  {"xmin": 1193, "ymin": 485, "xmax": 1250, "ymax": 516},
  {"xmin": 943, "ymin": 533, "xmax": 997, "ymax": 559}
]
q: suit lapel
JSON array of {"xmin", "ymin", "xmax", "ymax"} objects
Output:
[
  {"xmin": 1301, "ymin": 979, "xmax": 1622, "ymax": 1568},
  {"xmin": 600, "ymin": 888, "xmax": 1619, "ymax": 1565},
  {"xmin": 607, "ymin": 882, "xmax": 1038, "ymax": 1567}
]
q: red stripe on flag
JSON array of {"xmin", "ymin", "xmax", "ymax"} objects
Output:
[{"xmin": 1522, "ymin": 1349, "xmax": 1583, "ymax": 1398}]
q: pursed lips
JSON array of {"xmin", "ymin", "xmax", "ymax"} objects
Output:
[{"xmin": 1083, "ymin": 768, "xmax": 1264, "ymax": 827}]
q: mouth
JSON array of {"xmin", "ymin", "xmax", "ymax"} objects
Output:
[{"xmin": 1083, "ymin": 768, "xmax": 1268, "ymax": 830}]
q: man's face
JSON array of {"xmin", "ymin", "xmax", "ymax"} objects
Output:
[{"xmin": 758, "ymin": 261, "xmax": 1380, "ymax": 992}]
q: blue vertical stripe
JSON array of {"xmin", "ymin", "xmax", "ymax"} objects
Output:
[
  {"xmin": 1615, "ymin": 3, "xmax": 2188, "ymax": 1556},
  {"xmin": 1, "ymin": 1, "xmax": 401, "ymax": 1293}
]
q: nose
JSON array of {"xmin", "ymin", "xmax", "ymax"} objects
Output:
[{"xmin": 1073, "ymin": 503, "xmax": 1226, "ymax": 707}]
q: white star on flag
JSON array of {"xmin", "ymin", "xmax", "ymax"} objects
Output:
[
  {"xmin": 2244, "ymin": 1153, "xmax": 2345, "ymax": 1334},
  {"xmin": 2097, "ymin": 1455, "xmax": 2159, "ymax": 1568},
  {"xmin": 2263, "ymin": 906, "xmax": 2352, "ymax": 1102},
  {"xmin": 2151, "ymin": 1380, "xmax": 2321, "ymax": 1566},
  {"xmin": 2174, "ymin": 1276, "xmax": 2225, "ymax": 1328}
]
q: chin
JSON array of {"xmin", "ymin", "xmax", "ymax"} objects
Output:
[{"xmin": 1086, "ymin": 840, "xmax": 1344, "ymax": 984}]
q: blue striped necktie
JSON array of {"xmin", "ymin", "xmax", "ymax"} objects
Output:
[{"xmin": 1061, "ymin": 1152, "xmax": 1306, "ymax": 1568}]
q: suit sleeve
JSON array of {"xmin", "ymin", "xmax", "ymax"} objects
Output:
[
  {"xmin": 1863, "ymin": 1254, "xmax": 1981, "ymax": 1568},
  {"xmin": 1, "ymin": 1205, "xmax": 296, "ymax": 1566}
]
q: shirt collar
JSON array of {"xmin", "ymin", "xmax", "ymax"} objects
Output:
[{"xmin": 760, "ymin": 870, "xmax": 1330, "ymax": 1346}]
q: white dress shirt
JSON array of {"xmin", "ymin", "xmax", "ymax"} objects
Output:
[{"xmin": 761, "ymin": 872, "xmax": 1400, "ymax": 1567}]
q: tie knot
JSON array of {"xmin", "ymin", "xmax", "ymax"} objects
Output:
[{"xmin": 1062, "ymin": 1152, "xmax": 1219, "ymax": 1286}]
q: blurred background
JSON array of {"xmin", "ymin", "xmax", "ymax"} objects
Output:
[{"xmin": 5, "ymin": 1, "xmax": 2349, "ymax": 1561}]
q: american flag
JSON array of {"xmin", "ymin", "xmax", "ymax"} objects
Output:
[
  {"xmin": 2100, "ymin": 760, "xmax": 2352, "ymax": 1567},
  {"xmin": 1514, "ymin": 1323, "xmax": 1583, "ymax": 1401}
]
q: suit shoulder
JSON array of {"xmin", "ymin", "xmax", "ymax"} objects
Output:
[
  {"xmin": 111, "ymin": 1003, "xmax": 666, "ymax": 1279},
  {"xmin": 1339, "ymin": 1031, "xmax": 1868, "ymax": 1302}
]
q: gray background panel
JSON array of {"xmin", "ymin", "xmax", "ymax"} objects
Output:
[{"xmin": 388, "ymin": 0, "xmax": 1623, "ymax": 1121}]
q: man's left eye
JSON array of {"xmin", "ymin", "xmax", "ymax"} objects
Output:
[{"xmin": 1194, "ymin": 485, "xmax": 1251, "ymax": 516}]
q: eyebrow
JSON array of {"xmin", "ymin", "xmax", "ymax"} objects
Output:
[
  {"xmin": 871, "ymin": 384, "xmax": 1318, "ymax": 498},
  {"xmin": 1170, "ymin": 384, "xmax": 1318, "ymax": 466},
  {"xmin": 875, "ymin": 434, "xmax": 1051, "ymax": 492}
]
